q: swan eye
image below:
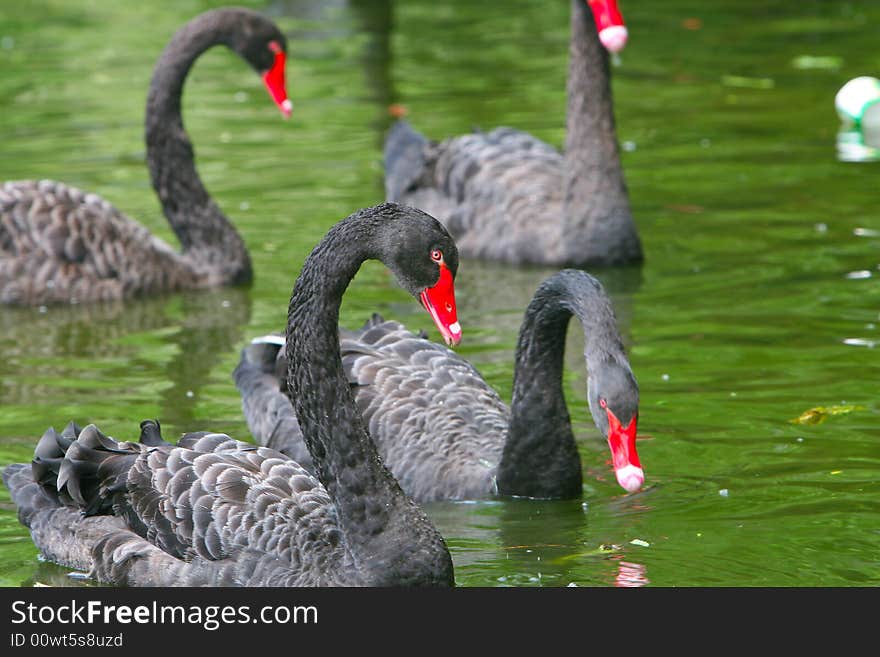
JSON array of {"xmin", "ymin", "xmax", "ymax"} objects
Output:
[
  {"xmin": 430, "ymin": 249, "xmax": 443, "ymax": 263},
  {"xmin": 268, "ymin": 40, "xmax": 282, "ymax": 54},
  {"xmin": 599, "ymin": 398, "xmax": 608, "ymax": 410}
]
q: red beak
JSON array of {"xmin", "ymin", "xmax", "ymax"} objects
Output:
[
  {"xmin": 587, "ymin": 0, "xmax": 629, "ymax": 53},
  {"xmin": 419, "ymin": 263, "xmax": 461, "ymax": 347},
  {"xmin": 606, "ymin": 408, "xmax": 644, "ymax": 493},
  {"xmin": 262, "ymin": 49, "xmax": 293, "ymax": 118}
]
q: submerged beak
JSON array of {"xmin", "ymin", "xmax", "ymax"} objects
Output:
[
  {"xmin": 606, "ymin": 409, "xmax": 643, "ymax": 493},
  {"xmin": 262, "ymin": 49, "xmax": 293, "ymax": 118},
  {"xmin": 419, "ymin": 263, "xmax": 462, "ymax": 347},
  {"xmin": 587, "ymin": 0, "xmax": 629, "ymax": 53}
]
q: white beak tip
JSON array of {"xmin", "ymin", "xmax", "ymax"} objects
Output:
[
  {"xmin": 615, "ymin": 465, "xmax": 644, "ymax": 493},
  {"xmin": 599, "ymin": 26, "xmax": 628, "ymax": 53}
]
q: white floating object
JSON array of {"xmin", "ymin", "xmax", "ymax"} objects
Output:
[
  {"xmin": 629, "ymin": 538, "xmax": 650, "ymax": 548},
  {"xmin": 719, "ymin": 488, "xmax": 729, "ymax": 497},
  {"xmin": 843, "ymin": 338, "xmax": 877, "ymax": 348},
  {"xmin": 835, "ymin": 76, "xmax": 880, "ymax": 125}
]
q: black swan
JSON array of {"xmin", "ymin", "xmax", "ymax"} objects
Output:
[
  {"xmin": 0, "ymin": 7, "xmax": 292, "ymax": 306},
  {"xmin": 1, "ymin": 202, "xmax": 460, "ymax": 586},
  {"xmin": 235, "ymin": 268, "xmax": 643, "ymax": 503},
  {"xmin": 383, "ymin": 0, "xmax": 641, "ymax": 267}
]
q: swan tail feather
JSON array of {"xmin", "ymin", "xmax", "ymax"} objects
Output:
[
  {"xmin": 243, "ymin": 335, "xmax": 284, "ymax": 369},
  {"xmin": 55, "ymin": 423, "xmax": 143, "ymax": 517},
  {"xmin": 3, "ymin": 422, "xmax": 144, "ymax": 573},
  {"xmin": 30, "ymin": 421, "xmax": 80, "ymax": 505}
]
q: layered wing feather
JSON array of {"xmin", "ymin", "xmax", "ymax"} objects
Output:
[
  {"xmin": 236, "ymin": 315, "xmax": 510, "ymax": 502},
  {"xmin": 3, "ymin": 420, "xmax": 355, "ymax": 586},
  {"xmin": 0, "ymin": 180, "xmax": 190, "ymax": 304},
  {"xmin": 384, "ymin": 122, "xmax": 567, "ymax": 264}
]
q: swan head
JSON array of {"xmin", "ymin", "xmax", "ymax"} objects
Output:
[
  {"xmin": 587, "ymin": 359, "xmax": 643, "ymax": 493},
  {"xmin": 382, "ymin": 205, "xmax": 462, "ymax": 347},
  {"xmin": 224, "ymin": 9, "xmax": 293, "ymax": 118},
  {"xmin": 587, "ymin": 0, "xmax": 629, "ymax": 53}
]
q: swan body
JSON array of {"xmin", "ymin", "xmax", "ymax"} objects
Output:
[
  {"xmin": 3, "ymin": 203, "xmax": 461, "ymax": 587},
  {"xmin": 3, "ymin": 422, "xmax": 355, "ymax": 586},
  {"xmin": 383, "ymin": 0, "xmax": 640, "ymax": 267},
  {"xmin": 235, "ymin": 269, "xmax": 643, "ymax": 503},
  {"xmin": 0, "ymin": 8, "xmax": 291, "ymax": 305}
]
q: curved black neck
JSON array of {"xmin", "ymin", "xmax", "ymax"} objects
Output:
[
  {"xmin": 284, "ymin": 204, "xmax": 453, "ymax": 586},
  {"xmin": 561, "ymin": 0, "xmax": 640, "ymax": 266},
  {"xmin": 144, "ymin": 11, "xmax": 251, "ymax": 283},
  {"xmin": 498, "ymin": 271, "xmax": 626, "ymax": 498}
]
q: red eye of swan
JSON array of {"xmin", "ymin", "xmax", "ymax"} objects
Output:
[
  {"xmin": 431, "ymin": 249, "xmax": 443, "ymax": 263},
  {"xmin": 599, "ymin": 398, "xmax": 608, "ymax": 409},
  {"xmin": 268, "ymin": 40, "xmax": 282, "ymax": 54}
]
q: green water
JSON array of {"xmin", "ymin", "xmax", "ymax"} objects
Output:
[{"xmin": 1, "ymin": 0, "xmax": 878, "ymax": 587}]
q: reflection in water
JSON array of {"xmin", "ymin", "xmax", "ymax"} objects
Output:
[
  {"xmin": 272, "ymin": 0, "xmax": 395, "ymax": 151},
  {"xmin": 836, "ymin": 100, "xmax": 880, "ymax": 162},
  {"xmin": 154, "ymin": 288, "xmax": 252, "ymax": 427},
  {"xmin": 428, "ymin": 496, "xmax": 654, "ymax": 587},
  {"xmin": 456, "ymin": 259, "xmax": 643, "ymax": 341},
  {"xmin": 0, "ymin": 288, "xmax": 251, "ymax": 429},
  {"xmin": 429, "ymin": 498, "xmax": 593, "ymax": 586},
  {"xmin": 19, "ymin": 561, "xmax": 98, "ymax": 589},
  {"xmin": 349, "ymin": 0, "xmax": 395, "ymax": 144},
  {"xmin": 614, "ymin": 559, "xmax": 649, "ymax": 587},
  {"xmin": 836, "ymin": 127, "xmax": 880, "ymax": 162}
]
